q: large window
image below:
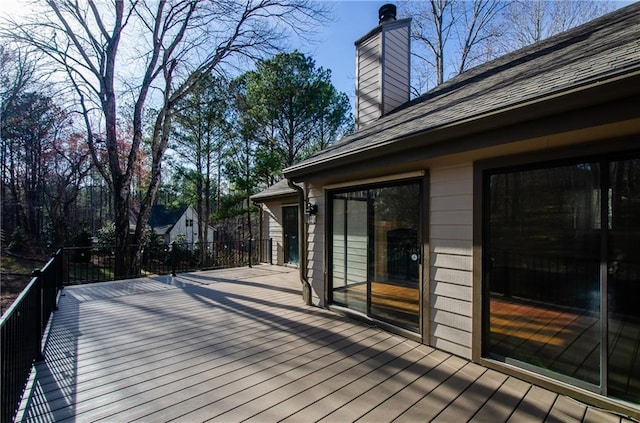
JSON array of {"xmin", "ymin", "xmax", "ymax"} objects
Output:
[
  {"xmin": 330, "ymin": 181, "xmax": 422, "ymax": 332},
  {"xmin": 484, "ymin": 155, "xmax": 640, "ymax": 403}
]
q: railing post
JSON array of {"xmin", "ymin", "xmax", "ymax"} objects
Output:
[
  {"xmin": 31, "ymin": 270, "xmax": 45, "ymax": 363},
  {"xmin": 269, "ymin": 238, "xmax": 273, "ymax": 265},
  {"xmin": 171, "ymin": 241, "xmax": 177, "ymax": 277},
  {"xmin": 248, "ymin": 238, "xmax": 252, "ymax": 268},
  {"xmin": 61, "ymin": 248, "xmax": 69, "ymax": 286}
]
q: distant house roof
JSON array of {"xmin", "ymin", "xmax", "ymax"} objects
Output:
[
  {"xmin": 284, "ymin": 3, "xmax": 640, "ymax": 180},
  {"xmin": 251, "ymin": 179, "xmax": 298, "ymax": 203},
  {"xmin": 147, "ymin": 204, "xmax": 189, "ymax": 235}
]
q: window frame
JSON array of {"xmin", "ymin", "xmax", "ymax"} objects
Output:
[
  {"xmin": 326, "ymin": 174, "xmax": 429, "ymax": 340},
  {"xmin": 472, "ymin": 136, "xmax": 640, "ymax": 409}
]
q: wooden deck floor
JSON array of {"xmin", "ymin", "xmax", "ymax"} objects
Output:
[{"xmin": 16, "ymin": 266, "xmax": 634, "ymax": 422}]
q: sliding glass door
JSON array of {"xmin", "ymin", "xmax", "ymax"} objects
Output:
[
  {"xmin": 607, "ymin": 158, "xmax": 640, "ymax": 402},
  {"xmin": 331, "ymin": 180, "xmax": 422, "ymax": 332},
  {"xmin": 484, "ymin": 155, "xmax": 640, "ymax": 403}
]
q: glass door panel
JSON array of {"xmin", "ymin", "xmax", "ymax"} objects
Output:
[
  {"xmin": 369, "ymin": 184, "xmax": 421, "ymax": 331},
  {"xmin": 331, "ymin": 181, "xmax": 423, "ymax": 332},
  {"xmin": 283, "ymin": 206, "xmax": 299, "ymax": 264},
  {"xmin": 486, "ymin": 163, "xmax": 601, "ymax": 386},
  {"xmin": 331, "ymin": 191, "xmax": 368, "ymax": 313},
  {"xmin": 608, "ymin": 158, "xmax": 640, "ymax": 403}
]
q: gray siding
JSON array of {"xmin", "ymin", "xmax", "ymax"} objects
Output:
[
  {"xmin": 263, "ymin": 201, "xmax": 284, "ymax": 265},
  {"xmin": 382, "ymin": 25, "xmax": 410, "ymax": 114},
  {"xmin": 356, "ymin": 35, "xmax": 381, "ymax": 129},
  {"xmin": 429, "ymin": 165, "xmax": 473, "ymax": 359},
  {"xmin": 307, "ymin": 187, "xmax": 325, "ymax": 306},
  {"xmin": 355, "ymin": 20, "xmax": 410, "ymax": 129}
]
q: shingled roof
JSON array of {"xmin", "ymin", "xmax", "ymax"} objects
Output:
[
  {"xmin": 284, "ymin": 2, "xmax": 640, "ymax": 180},
  {"xmin": 251, "ymin": 179, "xmax": 297, "ymax": 203}
]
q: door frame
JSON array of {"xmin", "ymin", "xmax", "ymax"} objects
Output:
[
  {"xmin": 282, "ymin": 205, "xmax": 299, "ymax": 265},
  {"xmin": 326, "ymin": 174, "xmax": 429, "ymax": 341}
]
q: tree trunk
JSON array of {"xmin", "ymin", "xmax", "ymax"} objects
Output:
[{"xmin": 113, "ymin": 174, "xmax": 132, "ymax": 278}]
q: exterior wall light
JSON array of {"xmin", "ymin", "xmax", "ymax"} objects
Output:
[{"xmin": 305, "ymin": 203, "xmax": 318, "ymax": 225}]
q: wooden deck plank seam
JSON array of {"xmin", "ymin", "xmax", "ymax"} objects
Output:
[
  {"xmin": 131, "ymin": 328, "xmax": 393, "ymax": 422},
  {"xmin": 17, "ymin": 268, "xmax": 634, "ymax": 423},
  {"xmin": 38, "ymin": 294, "xmax": 312, "ymax": 368},
  {"xmin": 44, "ymin": 299, "xmax": 319, "ymax": 361},
  {"xmin": 353, "ymin": 355, "xmax": 469, "ymax": 422},
  {"xmin": 57, "ymin": 321, "xmax": 377, "ymax": 419},
  {"xmin": 41, "ymin": 290, "xmax": 320, "ymax": 360}
]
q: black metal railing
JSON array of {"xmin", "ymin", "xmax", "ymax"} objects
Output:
[
  {"xmin": 488, "ymin": 250, "xmax": 599, "ymax": 308},
  {"xmin": 63, "ymin": 238, "xmax": 273, "ymax": 285},
  {"xmin": 0, "ymin": 238, "xmax": 273, "ymax": 421},
  {"xmin": 1, "ymin": 249, "xmax": 63, "ymax": 423}
]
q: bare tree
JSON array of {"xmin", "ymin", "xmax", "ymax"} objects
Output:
[
  {"xmin": 402, "ymin": 0, "xmax": 617, "ymax": 94},
  {"xmin": 502, "ymin": 0, "xmax": 617, "ymax": 50},
  {"xmin": 2, "ymin": 0, "xmax": 328, "ymax": 276},
  {"xmin": 401, "ymin": 0, "xmax": 505, "ymax": 94},
  {"xmin": 454, "ymin": 0, "xmax": 506, "ymax": 75}
]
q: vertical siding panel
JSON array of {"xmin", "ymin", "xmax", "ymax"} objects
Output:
[
  {"xmin": 356, "ymin": 35, "xmax": 381, "ymax": 128},
  {"xmin": 308, "ymin": 187, "xmax": 325, "ymax": 306},
  {"xmin": 263, "ymin": 201, "xmax": 284, "ymax": 265},
  {"xmin": 382, "ymin": 25, "xmax": 410, "ymax": 114},
  {"xmin": 429, "ymin": 164, "xmax": 474, "ymax": 359}
]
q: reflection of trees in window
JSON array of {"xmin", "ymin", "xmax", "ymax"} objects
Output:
[
  {"xmin": 489, "ymin": 164, "xmax": 600, "ymax": 258},
  {"xmin": 610, "ymin": 159, "xmax": 640, "ymax": 231},
  {"xmin": 372, "ymin": 184, "xmax": 420, "ymax": 227}
]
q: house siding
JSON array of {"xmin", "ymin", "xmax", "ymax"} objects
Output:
[
  {"xmin": 356, "ymin": 35, "xmax": 381, "ymax": 129},
  {"xmin": 307, "ymin": 187, "xmax": 325, "ymax": 306},
  {"xmin": 382, "ymin": 25, "xmax": 409, "ymax": 114},
  {"xmin": 429, "ymin": 164, "xmax": 473, "ymax": 359},
  {"xmin": 262, "ymin": 201, "xmax": 284, "ymax": 265},
  {"xmin": 167, "ymin": 205, "xmax": 214, "ymax": 245}
]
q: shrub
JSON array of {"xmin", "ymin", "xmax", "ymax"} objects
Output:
[{"xmin": 8, "ymin": 227, "xmax": 24, "ymax": 252}]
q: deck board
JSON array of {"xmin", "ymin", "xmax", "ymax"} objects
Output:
[{"xmin": 16, "ymin": 265, "xmax": 634, "ymax": 422}]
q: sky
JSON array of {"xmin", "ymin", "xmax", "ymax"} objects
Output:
[
  {"xmin": 0, "ymin": 0, "xmax": 384, "ymax": 111},
  {"xmin": 296, "ymin": 1, "xmax": 385, "ymax": 109}
]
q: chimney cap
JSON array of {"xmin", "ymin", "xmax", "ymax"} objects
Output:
[{"xmin": 378, "ymin": 4, "xmax": 397, "ymax": 24}]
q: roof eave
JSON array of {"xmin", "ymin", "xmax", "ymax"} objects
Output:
[
  {"xmin": 251, "ymin": 191, "xmax": 299, "ymax": 204},
  {"xmin": 284, "ymin": 68, "xmax": 640, "ymax": 182}
]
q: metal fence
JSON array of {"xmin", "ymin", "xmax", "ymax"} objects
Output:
[
  {"xmin": 63, "ymin": 239, "xmax": 273, "ymax": 285},
  {"xmin": 1, "ymin": 250, "xmax": 63, "ymax": 423}
]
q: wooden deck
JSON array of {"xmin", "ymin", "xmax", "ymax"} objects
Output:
[{"xmin": 16, "ymin": 265, "xmax": 633, "ymax": 422}]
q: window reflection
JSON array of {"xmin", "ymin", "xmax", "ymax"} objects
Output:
[
  {"xmin": 485, "ymin": 156, "xmax": 640, "ymax": 403},
  {"xmin": 486, "ymin": 164, "xmax": 601, "ymax": 386},
  {"xmin": 608, "ymin": 159, "xmax": 640, "ymax": 403}
]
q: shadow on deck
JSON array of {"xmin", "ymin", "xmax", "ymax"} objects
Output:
[{"xmin": 17, "ymin": 265, "xmax": 631, "ymax": 422}]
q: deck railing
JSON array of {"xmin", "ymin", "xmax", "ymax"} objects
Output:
[
  {"xmin": 0, "ymin": 238, "xmax": 273, "ymax": 422},
  {"xmin": 64, "ymin": 238, "xmax": 273, "ymax": 284},
  {"xmin": 488, "ymin": 250, "xmax": 640, "ymax": 315},
  {"xmin": 0, "ymin": 249, "xmax": 63, "ymax": 423}
]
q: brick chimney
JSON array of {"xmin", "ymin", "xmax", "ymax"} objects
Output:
[{"xmin": 355, "ymin": 4, "xmax": 411, "ymax": 130}]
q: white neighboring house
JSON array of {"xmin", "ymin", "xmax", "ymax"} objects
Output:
[{"xmin": 136, "ymin": 204, "xmax": 215, "ymax": 246}]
